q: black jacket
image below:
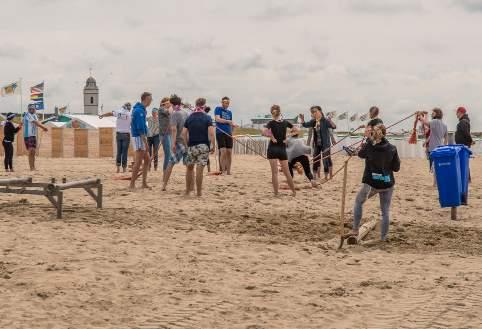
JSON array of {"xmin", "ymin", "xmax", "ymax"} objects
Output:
[
  {"xmin": 358, "ymin": 138, "xmax": 400, "ymax": 189},
  {"xmin": 455, "ymin": 114, "xmax": 472, "ymax": 147},
  {"xmin": 3, "ymin": 121, "xmax": 21, "ymax": 143},
  {"xmin": 302, "ymin": 118, "xmax": 336, "ymax": 151}
]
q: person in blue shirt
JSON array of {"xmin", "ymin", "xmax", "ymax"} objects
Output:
[
  {"xmin": 130, "ymin": 92, "xmax": 152, "ymax": 190},
  {"xmin": 23, "ymin": 104, "xmax": 48, "ymax": 171},
  {"xmin": 214, "ymin": 96, "xmax": 236, "ymax": 175},
  {"xmin": 182, "ymin": 98, "xmax": 215, "ymax": 197}
]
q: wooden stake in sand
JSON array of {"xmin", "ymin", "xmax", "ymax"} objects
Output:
[
  {"xmin": 337, "ymin": 160, "xmax": 349, "ymax": 249},
  {"xmin": 347, "ymin": 218, "xmax": 377, "ymax": 245}
]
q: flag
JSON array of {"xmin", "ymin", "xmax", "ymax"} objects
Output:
[
  {"xmin": 326, "ymin": 111, "xmax": 337, "ymax": 118},
  {"xmin": 350, "ymin": 113, "xmax": 358, "ymax": 122},
  {"xmin": 337, "ymin": 112, "xmax": 348, "ymax": 120},
  {"xmin": 30, "ymin": 82, "xmax": 45, "ymax": 110},
  {"xmin": 1, "ymin": 81, "xmax": 20, "ymax": 97},
  {"xmin": 359, "ymin": 113, "xmax": 369, "ymax": 121}
]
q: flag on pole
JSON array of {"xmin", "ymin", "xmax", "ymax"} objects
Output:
[
  {"xmin": 350, "ymin": 113, "xmax": 358, "ymax": 122},
  {"xmin": 1, "ymin": 81, "xmax": 20, "ymax": 97},
  {"xmin": 337, "ymin": 112, "xmax": 348, "ymax": 120},
  {"xmin": 326, "ymin": 111, "xmax": 337, "ymax": 118},
  {"xmin": 30, "ymin": 82, "xmax": 45, "ymax": 110},
  {"xmin": 359, "ymin": 113, "xmax": 369, "ymax": 121}
]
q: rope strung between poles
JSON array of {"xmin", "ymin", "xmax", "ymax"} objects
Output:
[{"xmin": 215, "ymin": 125, "xmax": 268, "ymax": 159}]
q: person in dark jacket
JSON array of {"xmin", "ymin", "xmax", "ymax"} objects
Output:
[
  {"xmin": 455, "ymin": 107, "xmax": 473, "ymax": 147},
  {"xmin": 350, "ymin": 124, "xmax": 401, "ymax": 242},
  {"xmin": 299, "ymin": 106, "xmax": 336, "ymax": 180},
  {"xmin": 2, "ymin": 113, "xmax": 22, "ymax": 172}
]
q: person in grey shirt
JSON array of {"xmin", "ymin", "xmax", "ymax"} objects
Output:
[
  {"xmin": 161, "ymin": 94, "xmax": 189, "ymax": 191},
  {"xmin": 422, "ymin": 108, "xmax": 448, "ymax": 171},
  {"xmin": 286, "ymin": 135, "xmax": 316, "ymax": 187}
]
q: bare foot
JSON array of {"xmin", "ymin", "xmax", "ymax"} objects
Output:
[
  {"xmin": 123, "ymin": 167, "xmax": 127, "ymax": 173},
  {"xmin": 291, "ymin": 191, "xmax": 297, "ymax": 197},
  {"xmin": 128, "ymin": 185, "xmax": 136, "ymax": 191},
  {"xmin": 116, "ymin": 167, "xmax": 120, "ymax": 173},
  {"xmin": 142, "ymin": 184, "xmax": 151, "ymax": 189}
]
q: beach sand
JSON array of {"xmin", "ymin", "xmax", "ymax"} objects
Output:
[{"xmin": 1, "ymin": 155, "xmax": 481, "ymax": 328}]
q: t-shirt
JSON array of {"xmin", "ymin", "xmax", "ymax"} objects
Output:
[
  {"xmin": 367, "ymin": 118, "xmax": 383, "ymax": 128},
  {"xmin": 184, "ymin": 112, "xmax": 213, "ymax": 146},
  {"xmin": 112, "ymin": 108, "xmax": 131, "ymax": 133},
  {"xmin": 23, "ymin": 112, "xmax": 38, "ymax": 138},
  {"xmin": 170, "ymin": 108, "xmax": 189, "ymax": 145},
  {"xmin": 158, "ymin": 107, "xmax": 171, "ymax": 136},
  {"xmin": 428, "ymin": 119, "xmax": 448, "ymax": 152},
  {"xmin": 266, "ymin": 120, "xmax": 293, "ymax": 146},
  {"xmin": 214, "ymin": 106, "xmax": 232, "ymax": 135},
  {"xmin": 147, "ymin": 115, "xmax": 160, "ymax": 137}
]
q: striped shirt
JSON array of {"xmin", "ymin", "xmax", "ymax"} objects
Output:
[
  {"xmin": 147, "ymin": 116, "xmax": 160, "ymax": 137},
  {"xmin": 23, "ymin": 112, "xmax": 39, "ymax": 138}
]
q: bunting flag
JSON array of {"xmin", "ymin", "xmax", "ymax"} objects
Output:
[
  {"xmin": 350, "ymin": 113, "xmax": 358, "ymax": 122},
  {"xmin": 337, "ymin": 112, "xmax": 348, "ymax": 120},
  {"xmin": 30, "ymin": 82, "xmax": 45, "ymax": 110},
  {"xmin": 326, "ymin": 111, "xmax": 337, "ymax": 118},
  {"xmin": 359, "ymin": 113, "xmax": 369, "ymax": 121},
  {"xmin": 1, "ymin": 81, "xmax": 20, "ymax": 97}
]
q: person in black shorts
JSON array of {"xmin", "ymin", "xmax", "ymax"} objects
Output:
[{"xmin": 263, "ymin": 105, "xmax": 297, "ymax": 196}]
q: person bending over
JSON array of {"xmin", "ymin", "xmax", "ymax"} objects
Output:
[
  {"xmin": 286, "ymin": 134, "xmax": 316, "ymax": 187},
  {"xmin": 263, "ymin": 105, "xmax": 296, "ymax": 197},
  {"xmin": 350, "ymin": 124, "xmax": 401, "ymax": 242}
]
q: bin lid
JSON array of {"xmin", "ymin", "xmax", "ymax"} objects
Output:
[{"xmin": 431, "ymin": 146, "xmax": 460, "ymax": 158}]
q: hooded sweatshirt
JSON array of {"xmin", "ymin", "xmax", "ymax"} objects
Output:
[
  {"xmin": 358, "ymin": 138, "xmax": 401, "ymax": 189},
  {"xmin": 131, "ymin": 102, "xmax": 148, "ymax": 137},
  {"xmin": 455, "ymin": 114, "xmax": 472, "ymax": 147},
  {"xmin": 286, "ymin": 137, "xmax": 311, "ymax": 162}
]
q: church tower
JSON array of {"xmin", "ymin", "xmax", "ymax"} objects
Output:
[{"xmin": 83, "ymin": 75, "xmax": 99, "ymax": 115}]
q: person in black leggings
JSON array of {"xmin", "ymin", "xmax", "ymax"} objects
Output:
[
  {"xmin": 263, "ymin": 105, "xmax": 297, "ymax": 196},
  {"xmin": 286, "ymin": 135, "xmax": 316, "ymax": 187},
  {"xmin": 2, "ymin": 113, "xmax": 22, "ymax": 172}
]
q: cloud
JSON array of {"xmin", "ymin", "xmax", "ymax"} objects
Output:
[
  {"xmin": 226, "ymin": 51, "xmax": 266, "ymax": 71},
  {"xmin": 101, "ymin": 42, "xmax": 124, "ymax": 56},
  {"xmin": 454, "ymin": 0, "xmax": 482, "ymax": 12},
  {"xmin": 0, "ymin": 44, "xmax": 25, "ymax": 60},
  {"xmin": 344, "ymin": 0, "xmax": 424, "ymax": 13},
  {"xmin": 252, "ymin": 1, "xmax": 311, "ymax": 20}
]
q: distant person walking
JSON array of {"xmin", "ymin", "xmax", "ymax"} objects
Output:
[
  {"xmin": 182, "ymin": 98, "xmax": 215, "ymax": 196},
  {"xmin": 147, "ymin": 108, "xmax": 161, "ymax": 171},
  {"xmin": 263, "ymin": 105, "xmax": 297, "ymax": 197},
  {"xmin": 455, "ymin": 107, "xmax": 473, "ymax": 148},
  {"xmin": 214, "ymin": 96, "xmax": 236, "ymax": 175},
  {"xmin": 2, "ymin": 113, "xmax": 22, "ymax": 172},
  {"xmin": 130, "ymin": 92, "xmax": 152, "ymax": 190},
  {"xmin": 99, "ymin": 102, "xmax": 132, "ymax": 173},
  {"xmin": 23, "ymin": 104, "xmax": 48, "ymax": 171},
  {"xmin": 162, "ymin": 94, "xmax": 188, "ymax": 191},
  {"xmin": 158, "ymin": 97, "xmax": 174, "ymax": 181},
  {"xmin": 350, "ymin": 124, "xmax": 401, "ymax": 242},
  {"xmin": 299, "ymin": 106, "xmax": 336, "ymax": 180}
]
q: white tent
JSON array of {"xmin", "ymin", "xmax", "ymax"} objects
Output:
[{"xmin": 64, "ymin": 114, "xmax": 116, "ymax": 129}]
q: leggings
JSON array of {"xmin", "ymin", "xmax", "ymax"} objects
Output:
[
  {"xmin": 288, "ymin": 155, "xmax": 314, "ymax": 181},
  {"xmin": 147, "ymin": 134, "xmax": 160, "ymax": 168},
  {"xmin": 313, "ymin": 145, "xmax": 333, "ymax": 174},
  {"xmin": 3, "ymin": 141, "xmax": 14, "ymax": 170}
]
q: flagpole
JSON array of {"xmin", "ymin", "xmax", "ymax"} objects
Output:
[
  {"xmin": 19, "ymin": 77, "xmax": 23, "ymax": 114},
  {"xmin": 42, "ymin": 80, "xmax": 45, "ymax": 121}
]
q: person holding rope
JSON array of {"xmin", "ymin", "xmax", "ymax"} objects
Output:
[
  {"xmin": 263, "ymin": 105, "xmax": 297, "ymax": 197},
  {"xmin": 2, "ymin": 113, "xmax": 22, "ymax": 172},
  {"xmin": 349, "ymin": 124, "xmax": 401, "ymax": 242},
  {"xmin": 418, "ymin": 109, "xmax": 448, "ymax": 176},
  {"xmin": 162, "ymin": 94, "xmax": 188, "ymax": 191},
  {"xmin": 299, "ymin": 106, "xmax": 336, "ymax": 181},
  {"xmin": 23, "ymin": 104, "xmax": 48, "ymax": 171},
  {"xmin": 99, "ymin": 102, "xmax": 132, "ymax": 173},
  {"xmin": 214, "ymin": 96, "xmax": 236, "ymax": 175},
  {"xmin": 158, "ymin": 97, "xmax": 174, "ymax": 184},
  {"xmin": 286, "ymin": 134, "xmax": 316, "ymax": 187},
  {"xmin": 129, "ymin": 92, "xmax": 152, "ymax": 190},
  {"xmin": 182, "ymin": 98, "xmax": 215, "ymax": 197},
  {"xmin": 147, "ymin": 108, "xmax": 161, "ymax": 171}
]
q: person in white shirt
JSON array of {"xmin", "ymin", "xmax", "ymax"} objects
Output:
[{"xmin": 99, "ymin": 102, "xmax": 132, "ymax": 173}]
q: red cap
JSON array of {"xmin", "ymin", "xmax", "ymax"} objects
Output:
[{"xmin": 456, "ymin": 106, "xmax": 467, "ymax": 114}]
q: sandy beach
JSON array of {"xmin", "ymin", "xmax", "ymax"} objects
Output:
[{"xmin": 1, "ymin": 155, "xmax": 481, "ymax": 329}]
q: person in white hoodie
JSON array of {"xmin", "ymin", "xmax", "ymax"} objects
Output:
[{"xmin": 286, "ymin": 134, "xmax": 316, "ymax": 187}]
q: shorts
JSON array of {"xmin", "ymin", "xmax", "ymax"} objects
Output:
[
  {"xmin": 24, "ymin": 136, "xmax": 37, "ymax": 149},
  {"xmin": 132, "ymin": 136, "xmax": 146, "ymax": 151},
  {"xmin": 185, "ymin": 144, "xmax": 210, "ymax": 166},
  {"xmin": 267, "ymin": 144, "xmax": 288, "ymax": 161},
  {"xmin": 169, "ymin": 142, "xmax": 186, "ymax": 165},
  {"xmin": 216, "ymin": 133, "xmax": 233, "ymax": 149}
]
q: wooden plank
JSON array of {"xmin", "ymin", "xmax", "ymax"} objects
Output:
[
  {"xmin": 63, "ymin": 128, "xmax": 74, "ymax": 158},
  {"xmin": 347, "ymin": 219, "xmax": 377, "ymax": 245},
  {"xmin": 51, "ymin": 128, "xmax": 64, "ymax": 158},
  {"xmin": 0, "ymin": 177, "xmax": 32, "ymax": 185},
  {"xmin": 338, "ymin": 161, "xmax": 349, "ymax": 249},
  {"xmin": 74, "ymin": 128, "xmax": 89, "ymax": 158},
  {"xmin": 88, "ymin": 129, "xmax": 99, "ymax": 158},
  {"xmin": 56, "ymin": 178, "xmax": 100, "ymax": 190},
  {"xmin": 99, "ymin": 128, "xmax": 114, "ymax": 158}
]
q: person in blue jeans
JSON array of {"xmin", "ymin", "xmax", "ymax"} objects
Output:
[
  {"xmin": 147, "ymin": 108, "xmax": 161, "ymax": 170},
  {"xmin": 350, "ymin": 124, "xmax": 401, "ymax": 242}
]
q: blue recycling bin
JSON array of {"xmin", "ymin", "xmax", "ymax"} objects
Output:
[
  {"xmin": 431, "ymin": 146, "xmax": 462, "ymax": 207},
  {"xmin": 457, "ymin": 145, "xmax": 472, "ymax": 205}
]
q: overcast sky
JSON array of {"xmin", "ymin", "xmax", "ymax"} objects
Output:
[{"xmin": 1, "ymin": 0, "xmax": 481, "ymax": 130}]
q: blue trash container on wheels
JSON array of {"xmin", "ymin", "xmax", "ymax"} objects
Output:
[
  {"xmin": 457, "ymin": 145, "xmax": 472, "ymax": 205},
  {"xmin": 431, "ymin": 146, "xmax": 462, "ymax": 208}
]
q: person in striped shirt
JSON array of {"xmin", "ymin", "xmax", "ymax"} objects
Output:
[{"xmin": 23, "ymin": 104, "xmax": 48, "ymax": 171}]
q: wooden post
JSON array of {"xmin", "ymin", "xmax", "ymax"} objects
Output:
[
  {"xmin": 99, "ymin": 128, "xmax": 114, "ymax": 158},
  {"xmin": 451, "ymin": 207, "xmax": 457, "ymax": 221},
  {"xmin": 51, "ymin": 128, "xmax": 64, "ymax": 158},
  {"xmin": 347, "ymin": 219, "xmax": 377, "ymax": 245},
  {"xmin": 74, "ymin": 128, "xmax": 89, "ymax": 158},
  {"xmin": 97, "ymin": 183, "xmax": 103, "ymax": 208},
  {"xmin": 338, "ymin": 161, "xmax": 349, "ymax": 249},
  {"xmin": 56, "ymin": 191, "xmax": 63, "ymax": 219}
]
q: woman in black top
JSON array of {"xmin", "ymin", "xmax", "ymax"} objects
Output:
[
  {"xmin": 263, "ymin": 105, "xmax": 297, "ymax": 196},
  {"xmin": 2, "ymin": 113, "xmax": 22, "ymax": 172}
]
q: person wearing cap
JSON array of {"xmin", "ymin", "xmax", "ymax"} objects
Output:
[
  {"xmin": 2, "ymin": 113, "xmax": 22, "ymax": 172},
  {"xmin": 23, "ymin": 104, "xmax": 48, "ymax": 171},
  {"xmin": 147, "ymin": 108, "xmax": 161, "ymax": 171},
  {"xmin": 100, "ymin": 102, "xmax": 132, "ymax": 173},
  {"xmin": 455, "ymin": 107, "xmax": 473, "ymax": 148}
]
